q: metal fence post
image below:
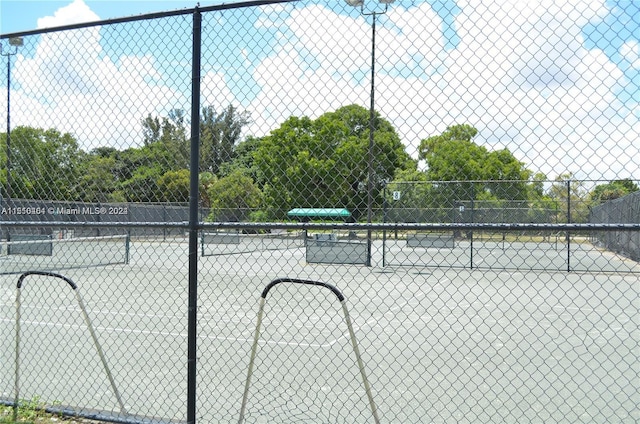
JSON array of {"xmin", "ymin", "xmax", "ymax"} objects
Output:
[{"xmin": 187, "ymin": 6, "xmax": 202, "ymax": 424}]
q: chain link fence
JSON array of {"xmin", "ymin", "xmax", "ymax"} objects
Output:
[
  {"xmin": 1, "ymin": 1, "xmax": 638, "ymax": 422},
  {"xmin": 591, "ymin": 190, "xmax": 640, "ymax": 262}
]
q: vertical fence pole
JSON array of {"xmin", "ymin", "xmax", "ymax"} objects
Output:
[
  {"xmin": 188, "ymin": 7, "xmax": 202, "ymax": 424},
  {"xmin": 470, "ymin": 184, "xmax": 475, "ymax": 269},
  {"xmin": 566, "ymin": 180, "xmax": 571, "ymax": 272},
  {"xmin": 366, "ymin": 11, "xmax": 378, "ymax": 268},
  {"xmin": 13, "ymin": 283, "xmax": 21, "ymax": 422},
  {"xmin": 382, "ymin": 186, "xmax": 387, "ymax": 267},
  {"xmin": 5, "ymin": 49, "xmax": 12, "ymax": 200}
]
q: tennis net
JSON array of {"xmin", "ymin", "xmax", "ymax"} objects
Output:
[
  {"xmin": 0, "ymin": 234, "xmax": 130, "ymax": 275},
  {"xmin": 201, "ymin": 231, "xmax": 304, "ymax": 256}
]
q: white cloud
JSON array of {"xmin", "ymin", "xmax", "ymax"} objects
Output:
[
  {"xmin": 244, "ymin": 0, "xmax": 637, "ymax": 180},
  {"xmin": 247, "ymin": 47, "xmax": 367, "ymax": 135},
  {"xmin": 621, "ymin": 41, "xmax": 640, "ymax": 69},
  {"xmin": 7, "ymin": 0, "xmax": 183, "ymax": 150},
  {"xmin": 202, "ymin": 72, "xmax": 235, "ymax": 111},
  {"xmin": 36, "ymin": 0, "xmax": 99, "ymax": 29},
  {"xmin": 3, "ymin": 0, "xmax": 638, "ymax": 181}
]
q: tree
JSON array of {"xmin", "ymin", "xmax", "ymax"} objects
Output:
[
  {"xmin": 158, "ymin": 169, "xmax": 190, "ymax": 203},
  {"xmin": 418, "ymin": 124, "xmax": 532, "ymax": 204},
  {"xmin": 589, "ymin": 179, "xmax": 639, "ymax": 205},
  {"xmin": 254, "ymin": 104, "xmax": 412, "ymax": 219},
  {"xmin": 218, "ymin": 135, "xmax": 262, "ymax": 182},
  {"xmin": 200, "ymin": 105, "xmax": 251, "ymax": 175},
  {"xmin": 141, "ymin": 109, "xmax": 189, "ymax": 170},
  {"xmin": 141, "ymin": 115, "xmax": 162, "ymax": 146},
  {"xmin": 199, "ymin": 172, "xmax": 217, "ymax": 208},
  {"xmin": 76, "ymin": 148, "xmax": 119, "ymax": 202},
  {"xmin": 1, "ymin": 126, "xmax": 83, "ymax": 200},
  {"xmin": 549, "ymin": 173, "xmax": 589, "ymax": 223},
  {"xmin": 120, "ymin": 165, "xmax": 164, "ymax": 203},
  {"xmin": 117, "ymin": 138, "xmax": 188, "ymax": 203},
  {"xmin": 206, "ymin": 169, "xmax": 262, "ymax": 221},
  {"xmin": 384, "ymin": 168, "xmax": 445, "ymax": 222},
  {"xmin": 526, "ymin": 172, "xmax": 559, "ymax": 224}
]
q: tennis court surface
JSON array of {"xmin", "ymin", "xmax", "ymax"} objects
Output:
[{"xmin": 1, "ymin": 235, "xmax": 637, "ymax": 423}]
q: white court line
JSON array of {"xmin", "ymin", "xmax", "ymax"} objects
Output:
[
  {"xmin": 5, "ymin": 304, "xmax": 183, "ymax": 320},
  {"xmin": 2, "ymin": 296, "xmax": 338, "ymax": 348},
  {"xmin": 192, "ymin": 287, "xmax": 439, "ymax": 349},
  {"xmin": 1, "ymin": 316, "xmax": 334, "ymax": 349},
  {"xmin": 5, "ymin": 281, "xmax": 633, "ymax": 350},
  {"xmin": 1, "ymin": 317, "xmax": 187, "ymax": 339}
]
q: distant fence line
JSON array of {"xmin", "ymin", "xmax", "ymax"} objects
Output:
[
  {"xmin": 0, "ymin": 199, "xmax": 192, "ymax": 237},
  {"xmin": 590, "ymin": 191, "xmax": 640, "ymax": 261}
]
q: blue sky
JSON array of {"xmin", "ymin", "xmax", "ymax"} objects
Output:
[
  {"xmin": 1, "ymin": 0, "xmax": 207, "ymax": 34},
  {"xmin": 1, "ymin": 0, "xmax": 639, "ymax": 181}
]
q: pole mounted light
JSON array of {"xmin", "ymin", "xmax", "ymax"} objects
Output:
[
  {"xmin": 346, "ymin": 0, "xmax": 395, "ymax": 7},
  {"xmin": 8, "ymin": 37, "xmax": 24, "ymax": 47},
  {"xmin": 344, "ymin": 0, "xmax": 395, "ymax": 266},
  {"xmin": 1, "ymin": 37, "xmax": 23, "ymax": 200}
]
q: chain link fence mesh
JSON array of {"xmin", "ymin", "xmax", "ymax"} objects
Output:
[{"xmin": 1, "ymin": 1, "xmax": 638, "ymax": 422}]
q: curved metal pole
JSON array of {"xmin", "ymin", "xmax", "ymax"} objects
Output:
[
  {"xmin": 15, "ymin": 271, "xmax": 127, "ymax": 418},
  {"xmin": 239, "ymin": 278, "xmax": 380, "ymax": 423}
]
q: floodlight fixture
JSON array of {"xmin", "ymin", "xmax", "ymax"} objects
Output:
[
  {"xmin": 345, "ymin": 0, "xmax": 395, "ymax": 5},
  {"xmin": 9, "ymin": 37, "xmax": 23, "ymax": 47}
]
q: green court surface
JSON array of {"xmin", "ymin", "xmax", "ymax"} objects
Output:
[{"xmin": 1, "ymin": 238, "xmax": 638, "ymax": 422}]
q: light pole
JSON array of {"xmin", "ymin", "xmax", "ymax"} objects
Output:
[
  {"xmin": 1, "ymin": 37, "xmax": 23, "ymax": 200},
  {"xmin": 345, "ymin": 0, "xmax": 394, "ymax": 267}
]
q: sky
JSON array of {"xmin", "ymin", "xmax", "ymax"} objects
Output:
[
  {"xmin": 0, "ymin": 0, "xmax": 639, "ymax": 182},
  {"xmin": 0, "ymin": 0, "xmax": 204, "ymax": 34}
]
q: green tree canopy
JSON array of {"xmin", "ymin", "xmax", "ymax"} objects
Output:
[
  {"xmin": 549, "ymin": 173, "xmax": 589, "ymax": 223},
  {"xmin": 141, "ymin": 108, "xmax": 189, "ymax": 170},
  {"xmin": 1, "ymin": 126, "xmax": 83, "ymax": 200},
  {"xmin": 418, "ymin": 124, "xmax": 532, "ymax": 203},
  {"xmin": 200, "ymin": 105, "xmax": 251, "ymax": 175},
  {"xmin": 158, "ymin": 169, "xmax": 190, "ymax": 203},
  {"xmin": 254, "ymin": 104, "xmax": 412, "ymax": 219},
  {"xmin": 207, "ymin": 169, "xmax": 262, "ymax": 222},
  {"xmin": 589, "ymin": 179, "xmax": 639, "ymax": 205},
  {"xmin": 76, "ymin": 148, "xmax": 120, "ymax": 203}
]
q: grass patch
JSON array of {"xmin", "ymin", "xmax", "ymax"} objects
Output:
[{"xmin": 0, "ymin": 399, "xmax": 101, "ymax": 424}]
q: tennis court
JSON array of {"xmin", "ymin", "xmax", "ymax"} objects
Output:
[
  {"xmin": 383, "ymin": 233, "xmax": 640, "ymax": 273},
  {"xmin": 0, "ymin": 234, "xmax": 130, "ymax": 275},
  {"xmin": 1, "ymin": 236, "xmax": 637, "ymax": 422}
]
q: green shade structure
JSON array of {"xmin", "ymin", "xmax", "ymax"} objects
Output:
[{"xmin": 287, "ymin": 208, "xmax": 351, "ymax": 220}]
